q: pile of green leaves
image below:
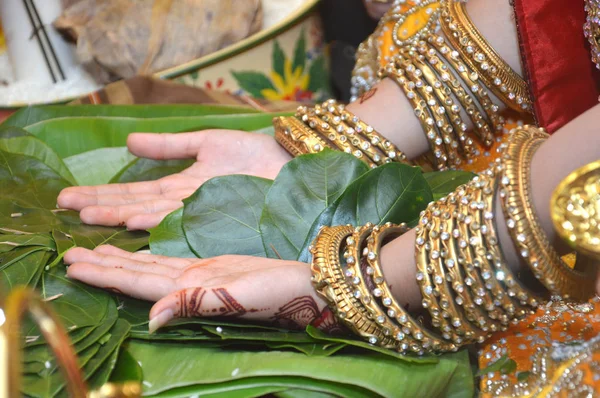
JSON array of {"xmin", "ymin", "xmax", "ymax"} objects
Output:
[{"xmin": 1, "ymin": 105, "xmax": 475, "ymax": 397}]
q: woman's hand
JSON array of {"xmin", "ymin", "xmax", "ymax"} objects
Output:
[
  {"xmin": 64, "ymin": 245, "xmax": 340, "ymax": 333},
  {"xmin": 57, "ymin": 130, "xmax": 292, "ymax": 230}
]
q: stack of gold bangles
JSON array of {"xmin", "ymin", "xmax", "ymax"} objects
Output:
[
  {"xmin": 273, "ymin": 100, "xmax": 410, "ymax": 169},
  {"xmin": 310, "ymin": 126, "xmax": 597, "ymax": 354},
  {"xmin": 274, "ymin": 0, "xmax": 533, "ymax": 172}
]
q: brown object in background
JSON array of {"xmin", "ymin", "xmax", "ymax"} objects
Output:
[{"xmin": 54, "ymin": 0, "xmax": 263, "ymax": 84}]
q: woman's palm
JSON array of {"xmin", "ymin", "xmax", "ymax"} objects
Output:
[{"xmin": 57, "ymin": 130, "xmax": 291, "ymax": 229}]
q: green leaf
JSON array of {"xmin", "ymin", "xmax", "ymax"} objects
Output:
[
  {"xmin": 276, "ymin": 390, "xmax": 337, "ymax": 398},
  {"xmin": 307, "ymin": 55, "xmax": 329, "ymax": 94},
  {"xmin": 2, "ymin": 104, "xmax": 260, "ymax": 130},
  {"xmin": 109, "ymin": 349, "xmax": 143, "ymax": 383},
  {"xmin": 265, "ymin": 342, "xmax": 346, "ymax": 357},
  {"xmin": 149, "ymin": 208, "xmax": 197, "ymax": 258},
  {"xmin": 20, "ymin": 113, "xmax": 290, "ymax": 158},
  {"xmin": 423, "ymin": 170, "xmax": 475, "ymax": 200},
  {"xmin": 298, "ymin": 163, "xmax": 432, "ymax": 262},
  {"xmin": 517, "ymin": 371, "xmax": 531, "ymax": 382},
  {"xmin": 292, "ymin": 30, "xmax": 307, "ymax": 73},
  {"xmin": 231, "ymin": 71, "xmax": 276, "ymax": 98},
  {"xmin": 183, "ymin": 175, "xmax": 273, "ymax": 258},
  {"xmin": 0, "ymin": 127, "xmax": 76, "ymax": 184},
  {"xmin": 203, "ymin": 325, "xmax": 318, "ymax": 344},
  {"xmin": 0, "ymin": 233, "xmax": 55, "ymax": 253},
  {"xmin": 64, "ymin": 147, "xmax": 136, "ymax": 186},
  {"xmin": 110, "ymin": 158, "xmax": 195, "ymax": 184},
  {"xmin": 477, "ymin": 355, "xmax": 517, "ymax": 376},
  {"xmin": 126, "ymin": 340, "xmax": 465, "ymax": 397},
  {"xmin": 272, "ymin": 40, "xmax": 286, "ymax": 80},
  {"xmin": 260, "ymin": 150, "xmax": 368, "ymax": 260},
  {"xmin": 68, "ymin": 224, "xmax": 148, "ymax": 251},
  {"xmin": 0, "ymin": 250, "xmax": 49, "ymax": 292}
]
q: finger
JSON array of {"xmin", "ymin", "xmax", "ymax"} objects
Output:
[
  {"xmin": 126, "ymin": 210, "xmax": 178, "ymax": 231},
  {"xmin": 94, "ymin": 245, "xmax": 194, "ymax": 268},
  {"xmin": 66, "ymin": 262, "xmax": 174, "ymax": 301},
  {"xmin": 58, "ymin": 180, "xmax": 164, "ymax": 200},
  {"xmin": 58, "ymin": 192, "xmax": 168, "ymax": 209},
  {"xmin": 127, "ymin": 132, "xmax": 209, "ymax": 160},
  {"xmin": 64, "ymin": 247, "xmax": 177, "ymax": 277},
  {"xmin": 79, "ymin": 200, "xmax": 182, "ymax": 227}
]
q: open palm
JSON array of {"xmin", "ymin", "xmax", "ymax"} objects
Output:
[{"xmin": 57, "ymin": 130, "xmax": 291, "ymax": 230}]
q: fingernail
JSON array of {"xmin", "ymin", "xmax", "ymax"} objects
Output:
[{"xmin": 148, "ymin": 309, "xmax": 173, "ymax": 334}]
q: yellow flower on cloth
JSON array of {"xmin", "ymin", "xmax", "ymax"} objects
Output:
[
  {"xmin": 0, "ymin": 22, "xmax": 6, "ymax": 54},
  {"xmin": 261, "ymin": 58, "xmax": 310, "ymax": 101}
]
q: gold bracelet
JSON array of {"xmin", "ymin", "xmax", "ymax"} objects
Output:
[
  {"xmin": 366, "ymin": 223, "xmax": 458, "ymax": 353},
  {"xmin": 440, "ymin": 0, "xmax": 533, "ymax": 113},
  {"xmin": 273, "ymin": 116, "xmax": 335, "ymax": 157},
  {"xmin": 498, "ymin": 126, "xmax": 597, "ymax": 301},
  {"xmin": 310, "ymin": 225, "xmax": 396, "ymax": 346}
]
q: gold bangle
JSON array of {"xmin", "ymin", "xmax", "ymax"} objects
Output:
[
  {"xmin": 478, "ymin": 169, "xmax": 540, "ymax": 315},
  {"xmin": 498, "ymin": 126, "xmax": 597, "ymax": 301},
  {"xmin": 343, "ymin": 225, "xmax": 408, "ymax": 349},
  {"xmin": 366, "ymin": 223, "xmax": 458, "ymax": 353},
  {"xmin": 395, "ymin": 54, "xmax": 462, "ymax": 166},
  {"xmin": 426, "ymin": 34, "xmax": 502, "ymax": 146},
  {"xmin": 310, "ymin": 225, "xmax": 396, "ymax": 346},
  {"xmin": 435, "ymin": 190, "xmax": 503, "ymax": 336},
  {"xmin": 416, "ymin": 205, "xmax": 481, "ymax": 345},
  {"xmin": 273, "ymin": 116, "xmax": 335, "ymax": 157},
  {"xmin": 382, "ymin": 62, "xmax": 450, "ymax": 170},
  {"xmin": 440, "ymin": 0, "xmax": 533, "ymax": 113},
  {"xmin": 585, "ymin": 0, "xmax": 600, "ymax": 70}
]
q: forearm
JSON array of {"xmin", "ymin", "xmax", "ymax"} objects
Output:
[
  {"xmin": 346, "ymin": 0, "xmax": 522, "ymax": 159},
  {"xmin": 380, "ymin": 104, "xmax": 600, "ymax": 309}
]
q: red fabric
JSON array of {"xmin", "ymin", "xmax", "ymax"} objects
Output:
[{"xmin": 513, "ymin": 0, "xmax": 600, "ymax": 133}]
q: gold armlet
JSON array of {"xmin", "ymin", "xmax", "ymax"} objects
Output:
[
  {"xmin": 440, "ymin": 0, "xmax": 533, "ymax": 113},
  {"xmin": 497, "ymin": 126, "xmax": 597, "ymax": 301}
]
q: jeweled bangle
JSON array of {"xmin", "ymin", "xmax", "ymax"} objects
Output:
[
  {"xmin": 396, "ymin": 55, "xmax": 462, "ymax": 166},
  {"xmin": 416, "ymin": 206, "xmax": 479, "ymax": 345},
  {"xmin": 434, "ymin": 191, "xmax": 502, "ymax": 337},
  {"xmin": 427, "ymin": 34, "xmax": 502, "ymax": 146},
  {"xmin": 498, "ymin": 126, "xmax": 597, "ymax": 301},
  {"xmin": 273, "ymin": 116, "xmax": 335, "ymax": 157},
  {"xmin": 440, "ymin": 0, "xmax": 533, "ymax": 112},
  {"xmin": 343, "ymin": 225, "xmax": 408, "ymax": 349},
  {"xmin": 382, "ymin": 61, "xmax": 450, "ymax": 170},
  {"xmin": 310, "ymin": 225, "xmax": 396, "ymax": 346},
  {"xmin": 585, "ymin": 0, "xmax": 600, "ymax": 70},
  {"xmin": 366, "ymin": 223, "xmax": 458, "ymax": 353},
  {"xmin": 478, "ymin": 168, "xmax": 540, "ymax": 316}
]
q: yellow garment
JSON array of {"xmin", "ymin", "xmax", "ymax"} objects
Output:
[{"xmin": 0, "ymin": 21, "xmax": 6, "ymax": 53}]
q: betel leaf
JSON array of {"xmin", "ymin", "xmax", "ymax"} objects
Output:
[
  {"xmin": 298, "ymin": 163, "xmax": 432, "ymax": 262},
  {"xmin": 260, "ymin": 150, "xmax": 368, "ymax": 260},
  {"xmin": 0, "ymin": 233, "xmax": 54, "ymax": 253},
  {"xmin": 110, "ymin": 158, "xmax": 195, "ymax": 184},
  {"xmin": 276, "ymin": 390, "xmax": 337, "ymax": 398},
  {"xmin": 0, "ymin": 250, "xmax": 50, "ymax": 292},
  {"xmin": 125, "ymin": 340, "xmax": 465, "ymax": 398},
  {"xmin": 109, "ymin": 349, "xmax": 143, "ymax": 383},
  {"xmin": 0, "ymin": 127, "xmax": 76, "ymax": 184},
  {"xmin": 67, "ymin": 224, "xmax": 148, "ymax": 251},
  {"xmin": 149, "ymin": 208, "xmax": 196, "ymax": 258},
  {"xmin": 424, "ymin": 170, "xmax": 475, "ymax": 200},
  {"xmin": 1, "ymin": 104, "xmax": 260, "ymax": 130},
  {"xmin": 63, "ymin": 147, "xmax": 136, "ymax": 186},
  {"xmin": 22, "ymin": 113, "xmax": 290, "ymax": 158},
  {"xmin": 183, "ymin": 175, "xmax": 273, "ymax": 258}
]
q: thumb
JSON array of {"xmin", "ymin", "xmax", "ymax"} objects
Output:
[
  {"xmin": 127, "ymin": 132, "xmax": 208, "ymax": 160},
  {"xmin": 148, "ymin": 286, "xmax": 252, "ymax": 334}
]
